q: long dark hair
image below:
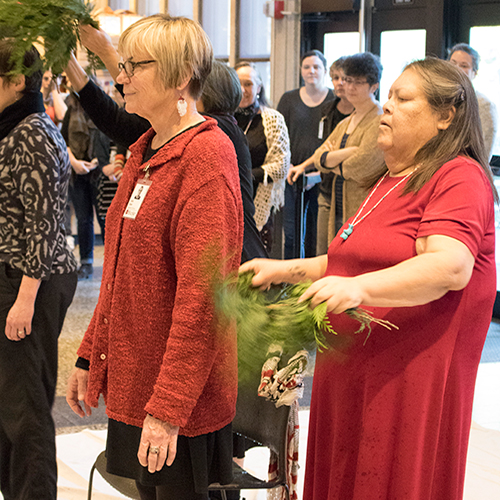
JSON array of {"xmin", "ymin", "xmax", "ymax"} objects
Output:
[{"xmin": 401, "ymin": 58, "xmax": 497, "ymax": 202}]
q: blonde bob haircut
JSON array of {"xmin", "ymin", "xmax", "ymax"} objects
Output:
[{"xmin": 118, "ymin": 14, "xmax": 213, "ymax": 100}]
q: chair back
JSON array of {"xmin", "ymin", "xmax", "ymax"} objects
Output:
[{"xmin": 232, "ymin": 375, "xmax": 291, "ymax": 477}]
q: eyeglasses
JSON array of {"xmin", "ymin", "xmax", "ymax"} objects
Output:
[
  {"xmin": 118, "ymin": 59, "xmax": 156, "ymax": 78},
  {"xmin": 342, "ymin": 77, "xmax": 369, "ymax": 86}
]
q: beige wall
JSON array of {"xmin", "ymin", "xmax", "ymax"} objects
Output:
[{"xmin": 270, "ymin": 0, "xmax": 302, "ymax": 103}]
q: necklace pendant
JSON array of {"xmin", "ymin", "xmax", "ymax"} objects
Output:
[{"xmin": 340, "ymin": 223, "xmax": 354, "ymax": 241}]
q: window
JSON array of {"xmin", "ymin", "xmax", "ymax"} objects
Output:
[
  {"xmin": 323, "ymin": 31, "xmax": 361, "ymax": 87},
  {"xmin": 239, "ymin": 0, "xmax": 272, "ymax": 59},
  {"xmin": 379, "ymin": 29, "xmax": 426, "ymax": 103},
  {"xmin": 108, "ymin": 0, "xmax": 130, "ymax": 9},
  {"xmin": 136, "ymin": 0, "xmax": 159, "ymax": 16},
  {"xmin": 202, "ymin": 0, "xmax": 231, "ymax": 59},
  {"xmin": 469, "ymin": 26, "xmax": 500, "ymax": 157},
  {"xmin": 167, "ymin": 0, "xmax": 193, "ymax": 18}
]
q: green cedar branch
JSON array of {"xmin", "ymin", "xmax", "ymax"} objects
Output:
[{"xmin": 0, "ymin": 0, "xmax": 101, "ymax": 76}]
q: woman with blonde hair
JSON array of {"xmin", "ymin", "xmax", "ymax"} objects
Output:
[{"xmin": 66, "ymin": 15, "xmax": 243, "ymax": 500}]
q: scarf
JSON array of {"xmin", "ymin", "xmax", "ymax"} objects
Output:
[
  {"xmin": 235, "ymin": 101, "xmax": 260, "ymax": 117},
  {"xmin": 0, "ymin": 91, "xmax": 45, "ymax": 142}
]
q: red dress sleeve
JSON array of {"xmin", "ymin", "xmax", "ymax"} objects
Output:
[{"xmin": 417, "ymin": 156, "xmax": 495, "ymax": 258}]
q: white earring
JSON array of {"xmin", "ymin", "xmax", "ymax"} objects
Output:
[{"xmin": 177, "ymin": 96, "xmax": 187, "ymax": 117}]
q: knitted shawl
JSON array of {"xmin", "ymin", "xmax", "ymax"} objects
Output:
[{"xmin": 253, "ymin": 107, "xmax": 290, "ymax": 230}]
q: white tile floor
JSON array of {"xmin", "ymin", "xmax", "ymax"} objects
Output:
[
  {"xmin": 472, "ymin": 362, "xmax": 500, "ymax": 432},
  {"xmin": 0, "ymin": 362, "xmax": 499, "ymax": 499},
  {"xmin": 53, "ymin": 386, "xmax": 500, "ymax": 500}
]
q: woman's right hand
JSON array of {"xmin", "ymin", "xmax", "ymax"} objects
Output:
[
  {"xmin": 287, "ymin": 163, "xmax": 306, "ymax": 185},
  {"xmin": 239, "ymin": 258, "xmax": 291, "ymax": 290},
  {"xmin": 79, "ymin": 24, "xmax": 114, "ymax": 58},
  {"xmin": 66, "ymin": 367, "xmax": 92, "ymax": 417}
]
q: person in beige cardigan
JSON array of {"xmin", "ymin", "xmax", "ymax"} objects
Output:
[{"xmin": 289, "ymin": 53, "xmax": 386, "ymax": 249}]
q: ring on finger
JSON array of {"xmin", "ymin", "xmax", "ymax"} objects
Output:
[
  {"xmin": 17, "ymin": 329, "xmax": 24, "ymax": 335},
  {"xmin": 149, "ymin": 446, "xmax": 160, "ymax": 455}
]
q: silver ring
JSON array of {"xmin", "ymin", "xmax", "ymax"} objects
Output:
[
  {"xmin": 17, "ymin": 329, "xmax": 24, "ymax": 335},
  {"xmin": 149, "ymin": 446, "xmax": 160, "ymax": 454}
]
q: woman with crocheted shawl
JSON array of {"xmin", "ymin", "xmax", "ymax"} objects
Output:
[{"xmin": 235, "ymin": 62, "xmax": 290, "ymax": 252}]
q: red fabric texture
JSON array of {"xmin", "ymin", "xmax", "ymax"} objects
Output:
[
  {"xmin": 78, "ymin": 118, "xmax": 243, "ymax": 437},
  {"xmin": 304, "ymin": 156, "xmax": 496, "ymax": 500}
]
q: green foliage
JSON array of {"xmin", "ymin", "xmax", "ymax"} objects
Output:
[
  {"xmin": 216, "ymin": 272, "xmax": 398, "ymax": 381},
  {"xmin": 0, "ymin": 0, "xmax": 99, "ymax": 75}
]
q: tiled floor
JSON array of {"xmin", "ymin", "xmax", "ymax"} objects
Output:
[{"xmin": 39, "ymin": 244, "xmax": 500, "ymax": 498}]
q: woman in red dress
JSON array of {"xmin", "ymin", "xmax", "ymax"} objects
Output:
[{"xmin": 240, "ymin": 58, "xmax": 497, "ymax": 500}]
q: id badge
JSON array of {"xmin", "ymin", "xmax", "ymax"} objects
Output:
[
  {"xmin": 318, "ymin": 117, "xmax": 325, "ymax": 139},
  {"xmin": 123, "ymin": 179, "xmax": 152, "ymax": 220}
]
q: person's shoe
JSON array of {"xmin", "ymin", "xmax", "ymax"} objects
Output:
[{"xmin": 77, "ymin": 264, "xmax": 93, "ymax": 280}]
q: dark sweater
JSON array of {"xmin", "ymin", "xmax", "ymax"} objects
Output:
[{"xmin": 277, "ymin": 88, "xmax": 334, "ymax": 166}]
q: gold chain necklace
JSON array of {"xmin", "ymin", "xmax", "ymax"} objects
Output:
[{"xmin": 340, "ymin": 168, "xmax": 417, "ymax": 241}]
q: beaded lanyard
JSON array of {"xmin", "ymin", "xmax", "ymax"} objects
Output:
[{"xmin": 340, "ymin": 168, "xmax": 417, "ymax": 241}]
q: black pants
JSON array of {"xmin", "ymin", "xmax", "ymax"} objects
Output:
[
  {"xmin": 69, "ymin": 173, "xmax": 105, "ymax": 264},
  {"xmin": 0, "ymin": 264, "xmax": 77, "ymax": 500}
]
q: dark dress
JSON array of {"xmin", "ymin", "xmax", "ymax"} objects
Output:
[
  {"xmin": 277, "ymin": 88, "xmax": 334, "ymax": 259},
  {"xmin": 304, "ymin": 157, "xmax": 496, "ymax": 500}
]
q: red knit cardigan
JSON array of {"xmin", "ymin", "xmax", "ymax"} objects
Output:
[{"xmin": 77, "ymin": 118, "xmax": 243, "ymax": 437}]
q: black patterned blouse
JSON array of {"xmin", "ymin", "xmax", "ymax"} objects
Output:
[{"xmin": 0, "ymin": 112, "xmax": 77, "ymax": 279}]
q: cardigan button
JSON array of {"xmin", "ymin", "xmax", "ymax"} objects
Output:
[
  {"xmin": 100, "ymin": 353, "xmax": 106, "ymax": 360},
  {"xmin": 103, "ymin": 317, "xmax": 108, "ymax": 324},
  {"xmin": 107, "ymin": 283, "xmax": 111, "ymax": 290}
]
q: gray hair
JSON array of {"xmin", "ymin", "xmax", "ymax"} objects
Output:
[{"xmin": 201, "ymin": 61, "xmax": 242, "ymax": 115}]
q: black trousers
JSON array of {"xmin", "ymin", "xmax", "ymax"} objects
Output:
[{"xmin": 0, "ymin": 263, "xmax": 77, "ymax": 500}]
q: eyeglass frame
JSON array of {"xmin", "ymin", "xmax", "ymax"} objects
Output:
[
  {"xmin": 118, "ymin": 59, "xmax": 156, "ymax": 78},
  {"xmin": 341, "ymin": 76, "xmax": 369, "ymax": 86}
]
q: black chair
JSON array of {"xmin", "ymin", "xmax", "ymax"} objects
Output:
[
  {"xmin": 87, "ymin": 451, "xmax": 140, "ymax": 500},
  {"xmin": 87, "ymin": 381, "xmax": 291, "ymax": 500},
  {"xmin": 208, "ymin": 379, "xmax": 291, "ymax": 500}
]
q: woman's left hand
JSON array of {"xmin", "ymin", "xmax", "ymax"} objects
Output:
[
  {"xmin": 138, "ymin": 414, "xmax": 180, "ymax": 473},
  {"xmin": 299, "ymin": 275, "xmax": 363, "ymax": 314}
]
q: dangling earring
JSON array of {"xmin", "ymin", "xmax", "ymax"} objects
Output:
[{"xmin": 177, "ymin": 95, "xmax": 187, "ymax": 117}]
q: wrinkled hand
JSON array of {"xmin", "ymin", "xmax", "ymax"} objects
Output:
[
  {"xmin": 73, "ymin": 158, "xmax": 98, "ymax": 175},
  {"xmin": 5, "ymin": 297, "xmax": 34, "ymax": 341},
  {"xmin": 287, "ymin": 164, "xmax": 305, "ymax": 185},
  {"xmin": 79, "ymin": 24, "xmax": 114, "ymax": 56},
  {"xmin": 298, "ymin": 275, "xmax": 363, "ymax": 314},
  {"xmin": 138, "ymin": 415, "xmax": 179, "ymax": 473},
  {"xmin": 66, "ymin": 367, "xmax": 92, "ymax": 417}
]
